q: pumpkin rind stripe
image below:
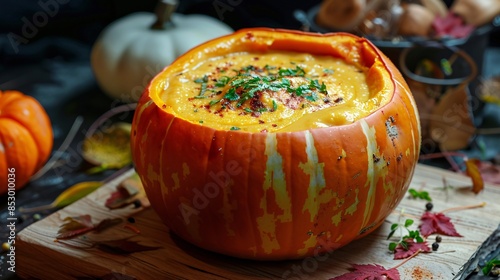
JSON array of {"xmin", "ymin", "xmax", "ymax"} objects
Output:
[
  {"xmin": 257, "ymin": 133, "xmax": 292, "ymax": 254},
  {"xmin": 300, "ymin": 130, "xmax": 326, "ymax": 222},
  {"xmin": 360, "ymin": 119, "xmax": 378, "ymax": 228}
]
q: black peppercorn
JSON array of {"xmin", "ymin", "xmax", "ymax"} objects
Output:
[
  {"xmin": 425, "ymin": 202, "xmax": 433, "ymax": 211},
  {"xmin": 432, "ymin": 242, "xmax": 439, "ymax": 251},
  {"xmin": 435, "ymin": 235, "xmax": 442, "ymax": 243}
]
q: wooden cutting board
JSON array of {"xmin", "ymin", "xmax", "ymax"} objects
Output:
[{"xmin": 16, "ymin": 164, "xmax": 500, "ymax": 280}]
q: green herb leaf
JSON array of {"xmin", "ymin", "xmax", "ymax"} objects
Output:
[
  {"xmin": 209, "ymin": 99, "xmax": 220, "ymax": 106},
  {"xmin": 230, "ymin": 126, "xmax": 241, "ymax": 131},
  {"xmin": 388, "ymin": 242, "xmax": 397, "ymax": 251},
  {"xmin": 387, "ymin": 230, "xmax": 396, "ymax": 240},
  {"xmin": 279, "ymin": 66, "xmax": 305, "ymax": 77},
  {"xmin": 405, "ymin": 219, "xmax": 414, "ymax": 227},
  {"xmin": 482, "ymin": 258, "xmax": 500, "ymax": 275},
  {"xmin": 408, "ymin": 188, "xmax": 432, "ymax": 201},
  {"xmin": 323, "ymin": 68, "xmax": 334, "ymax": 74},
  {"xmin": 215, "ymin": 76, "xmax": 230, "ymax": 87},
  {"xmin": 198, "ymin": 82, "xmax": 207, "ymax": 96},
  {"xmin": 223, "ymin": 88, "xmax": 239, "ymax": 101},
  {"xmin": 194, "ymin": 75, "xmax": 208, "ymax": 83},
  {"xmin": 272, "ymin": 100, "xmax": 278, "ymax": 111}
]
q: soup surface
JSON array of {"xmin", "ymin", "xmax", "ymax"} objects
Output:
[{"xmin": 160, "ymin": 51, "xmax": 392, "ymax": 132}]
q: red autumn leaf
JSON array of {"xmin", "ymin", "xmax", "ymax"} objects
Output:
[
  {"xmin": 57, "ymin": 215, "xmax": 95, "ymax": 239},
  {"xmin": 465, "ymin": 159, "xmax": 485, "ymax": 194},
  {"xmin": 95, "ymin": 238, "xmax": 161, "ymax": 255},
  {"xmin": 394, "ymin": 239, "xmax": 431, "ymax": 260},
  {"xmin": 420, "ymin": 212, "xmax": 462, "ymax": 237},
  {"xmin": 330, "ymin": 264, "xmax": 400, "ymax": 280}
]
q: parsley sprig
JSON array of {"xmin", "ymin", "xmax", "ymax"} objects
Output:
[
  {"xmin": 408, "ymin": 188, "xmax": 432, "ymax": 201},
  {"xmin": 387, "ymin": 218, "xmax": 424, "ymax": 251}
]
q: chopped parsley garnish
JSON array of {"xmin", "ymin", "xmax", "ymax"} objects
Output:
[
  {"xmin": 323, "ymin": 68, "xmax": 334, "ymax": 74},
  {"xmin": 215, "ymin": 76, "xmax": 230, "ymax": 87},
  {"xmin": 230, "ymin": 126, "xmax": 241, "ymax": 130},
  {"xmin": 192, "ymin": 63, "xmax": 332, "ymax": 116},
  {"xmin": 278, "ymin": 65, "xmax": 305, "ymax": 77}
]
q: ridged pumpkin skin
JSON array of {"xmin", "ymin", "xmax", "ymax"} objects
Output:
[
  {"xmin": 0, "ymin": 90, "xmax": 53, "ymax": 194},
  {"xmin": 131, "ymin": 29, "xmax": 421, "ymax": 260}
]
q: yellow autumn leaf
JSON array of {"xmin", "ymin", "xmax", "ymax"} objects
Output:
[
  {"xmin": 20, "ymin": 181, "xmax": 103, "ymax": 213},
  {"xmin": 82, "ymin": 122, "xmax": 132, "ymax": 173},
  {"xmin": 465, "ymin": 158, "xmax": 485, "ymax": 194}
]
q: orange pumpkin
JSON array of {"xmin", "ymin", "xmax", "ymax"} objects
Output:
[
  {"xmin": 0, "ymin": 90, "xmax": 53, "ymax": 194},
  {"xmin": 131, "ymin": 28, "xmax": 421, "ymax": 260}
]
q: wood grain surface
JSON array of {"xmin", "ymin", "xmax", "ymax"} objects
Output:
[{"xmin": 16, "ymin": 164, "xmax": 500, "ymax": 280}]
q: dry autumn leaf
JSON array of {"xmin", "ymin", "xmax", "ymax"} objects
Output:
[
  {"xmin": 330, "ymin": 264, "xmax": 400, "ymax": 280},
  {"xmin": 20, "ymin": 181, "xmax": 102, "ymax": 213},
  {"xmin": 105, "ymin": 172, "xmax": 150, "ymax": 209},
  {"xmin": 57, "ymin": 215, "xmax": 123, "ymax": 239},
  {"xmin": 465, "ymin": 158, "xmax": 485, "ymax": 194},
  {"xmin": 57, "ymin": 215, "xmax": 95, "ymax": 239},
  {"xmin": 82, "ymin": 122, "xmax": 132, "ymax": 173},
  {"xmin": 95, "ymin": 238, "xmax": 160, "ymax": 255},
  {"xmin": 105, "ymin": 173, "xmax": 142, "ymax": 209},
  {"xmin": 428, "ymin": 84, "xmax": 476, "ymax": 151}
]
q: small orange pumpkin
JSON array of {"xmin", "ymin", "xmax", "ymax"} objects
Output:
[
  {"xmin": 131, "ymin": 28, "xmax": 421, "ymax": 260},
  {"xmin": 0, "ymin": 90, "xmax": 53, "ymax": 194}
]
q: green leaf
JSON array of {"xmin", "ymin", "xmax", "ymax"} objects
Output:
[
  {"xmin": 194, "ymin": 75, "xmax": 208, "ymax": 83},
  {"xmin": 388, "ymin": 242, "xmax": 397, "ymax": 251},
  {"xmin": 272, "ymin": 100, "xmax": 278, "ymax": 111},
  {"xmin": 230, "ymin": 126, "xmax": 241, "ymax": 131},
  {"xmin": 209, "ymin": 99, "xmax": 220, "ymax": 106},
  {"xmin": 482, "ymin": 258, "xmax": 500, "ymax": 275},
  {"xmin": 198, "ymin": 82, "xmax": 207, "ymax": 96},
  {"xmin": 408, "ymin": 188, "xmax": 432, "ymax": 201},
  {"xmin": 279, "ymin": 66, "xmax": 305, "ymax": 77},
  {"xmin": 408, "ymin": 189, "xmax": 419, "ymax": 197},
  {"xmin": 215, "ymin": 76, "xmax": 230, "ymax": 87},
  {"xmin": 387, "ymin": 230, "xmax": 396, "ymax": 240},
  {"xmin": 223, "ymin": 88, "xmax": 239, "ymax": 101},
  {"xmin": 405, "ymin": 219, "xmax": 414, "ymax": 227},
  {"xmin": 400, "ymin": 241, "xmax": 409, "ymax": 250},
  {"xmin": 390, "ymin": 223, "xmax": 399, "ymax": 231},
  {"xmin": 415, "ymin": 236, "xmax": 424, "ymax": 243}
]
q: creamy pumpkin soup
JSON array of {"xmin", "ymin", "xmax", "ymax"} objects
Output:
[{"xmin": 160, "ymin": 51, "xmax": 392, "ymax": 132}]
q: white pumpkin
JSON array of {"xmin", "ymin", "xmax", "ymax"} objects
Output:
[{"xmin": 91, "ymin": 1, "xmax": 233, "ymax": 102}]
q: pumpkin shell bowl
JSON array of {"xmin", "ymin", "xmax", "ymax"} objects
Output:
[{"xmin": 131, "ymin": 28, "xmax": 421, "ymax": 260}]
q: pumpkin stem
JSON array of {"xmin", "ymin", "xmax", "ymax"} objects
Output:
[{"xmin": 151, "ymin": 0, "xmax": 178, "ymax": 30}]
